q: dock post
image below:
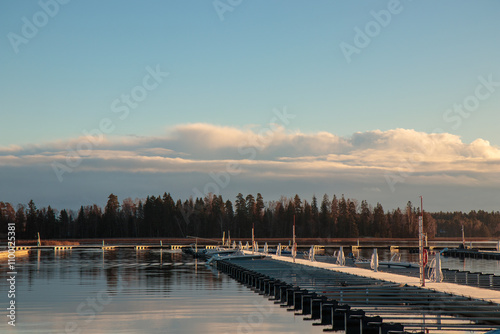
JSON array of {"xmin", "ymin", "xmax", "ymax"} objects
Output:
[
  {"xmin": 336, "ymin": 246, "xmax": 345, "ymax": 266},
  {"xmin": 371, "ymin": 248, "xmax": 378, "ymax": 272},
  {"xmin": 434, "ymin": 252, "xmax": 442, "ymax": 282}
]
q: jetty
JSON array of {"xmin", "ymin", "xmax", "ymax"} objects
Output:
[{"xmin": 211, "ymin": 250, "xmax": 500, "ymax": 333}]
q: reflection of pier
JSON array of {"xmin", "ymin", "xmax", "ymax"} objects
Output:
[{"xmin": 213, "ymin": 251, "xmax": 500, "ymax": 333}]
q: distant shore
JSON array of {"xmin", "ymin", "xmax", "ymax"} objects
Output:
[{"xmin": 5, "ymin": 236, "xmax": 498, "ymax": 247}]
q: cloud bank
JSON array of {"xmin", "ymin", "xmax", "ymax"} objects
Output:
[{"xmin": 1, "ymin": 124, "xmax": 499, "ymax": 211}]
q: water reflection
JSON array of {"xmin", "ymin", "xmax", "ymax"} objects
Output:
[{"xmin": 0, "ymin": 249, "xmax": 321, "ymax": 334}]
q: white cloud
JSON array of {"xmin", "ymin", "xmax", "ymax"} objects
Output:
[{"xmin": 1, "ymin": 124, "xmax": 499, "ymax": 210}]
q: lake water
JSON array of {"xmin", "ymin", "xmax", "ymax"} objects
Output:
[
  {"xmin": 355, "ymin": 248, "xmax": 500, "ymax": 276},
  {"xmin": 0, "ymin": 249, "xmax": 323, "ymax": 334}
]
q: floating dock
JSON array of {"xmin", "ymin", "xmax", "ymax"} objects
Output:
[
  {"xmin": 212, "ymin": 251, "xmax": 500, "ymax": 333},
  {"xmin": 442, "ymin": 248, "xmax": 500, "ymax": 260}
]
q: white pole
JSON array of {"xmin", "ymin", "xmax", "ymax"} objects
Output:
[
  {"xmin": 435, "ymin": 252, "xmax": 442, "ymax": 282},
  {"xmin": 293, "ymin": 215, "xmax": 296, "ymax": 263},
  {"xmin": 419, "ymin": 196, "xmax": 425, "ymax": 287},
  {"xmin": 252, "ymin": 225, "xmax": 255, "ymax": 254},
  {"xmin": 462, "ymin": 225, "xmax": 465, "ymax": 247},
  {"xmin": 371, "ymin": 248, "xmax": 378, "ymax": 272},
  {"xmin": 336, "ymin": 246, "xmax": 345, "ymax": 266}
]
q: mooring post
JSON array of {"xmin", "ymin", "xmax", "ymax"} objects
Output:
[
  {"xmin": 435, "ymin": 252, "xmax": 442, "ymax": 282},
  {"xmin": 336, "ymin": 246, "xmax": 345, "ymax": 266},
  {"xmin": 371, "ymin": 248, "xmax": 378, "ymax": 272}
]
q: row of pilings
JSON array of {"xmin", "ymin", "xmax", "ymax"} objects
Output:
[
  {"xmin": 442, "ymin": 248, "xmax": 500, "ymax": 260},
  {"xmin": 216, "ymin": 259, "xmax": 405, "ymax": 334},
  {"xmin": 215, "ymin": 257, "xmax": 500, "ymax": 333}
]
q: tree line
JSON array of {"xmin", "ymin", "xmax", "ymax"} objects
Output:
[{"xmin": 1, "ymin": 193, "xmax": 499, "ymax": 240}]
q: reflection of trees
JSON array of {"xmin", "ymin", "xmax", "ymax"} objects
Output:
[{"xmin": 0, "ymin": 248, "xmax": 228, "ymax": 301}]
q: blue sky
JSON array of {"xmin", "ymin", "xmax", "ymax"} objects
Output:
[{"xmin": 1, "ymin": 0, "xmax": 499, "ymax": 212}]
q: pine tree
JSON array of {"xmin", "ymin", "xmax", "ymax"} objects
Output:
[{"xmin": 319, "ymin": 194, "xmax": 331, "ymax": 237}]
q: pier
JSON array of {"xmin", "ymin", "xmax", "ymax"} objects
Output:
[
  {"xmin": 213, "ymin": 250, "xmax": 500, "ymax": 333},
  {"xmin": 442, "ymin": 248, "xmax": 500, "ymax": 260}
]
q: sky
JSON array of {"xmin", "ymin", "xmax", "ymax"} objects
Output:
[{"xmin": 1, "ymin": 0, "xmax": 499, "ymax": 212}]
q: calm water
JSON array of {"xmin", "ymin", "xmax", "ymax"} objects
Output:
[
  {"xmin": 355, "ymin": 248, "xmax": 500, "ymax": 275},
  {"xmin": 0, "ymin": 249, "xmax": 322, "ymax": 334}
]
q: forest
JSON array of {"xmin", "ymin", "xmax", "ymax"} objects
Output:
[{"xmin": 1, "ymin": 193, "xmax": 499, "ymax": 240}]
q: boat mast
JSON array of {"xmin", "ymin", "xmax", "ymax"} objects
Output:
[
  {"xmin": 293, "ymin": 214, "xmax": 296, "ymax": 263},
  {"xmin": 419, "ymin": 196, "xmax": 425, "ymax": 287}
]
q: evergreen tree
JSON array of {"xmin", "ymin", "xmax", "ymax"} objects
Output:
[
  {"xmin": 58, "ymin": 209, "xmax": 70, "ymax": 238},
  {"xmin": 359, "ymin": 200, "xmax": 371, "ymax": 236},
  {"xmin": 337, "ymin": 195, "xmax": 348, "ymax": 237},
  {"xmin": 103, "ymin": 194, "xmax": 120, "ymax": 237},
  {"xmin": 347, "ymin": 199, "xmax": 359, "ymax": 237},
  {"xmin": 25, "ymin": 200, "xmax": 37, "ymax": 239},
  {"xmin": 235, "ymin": 193, "xmax": 247, "ymax": 237},
  {"xmin": 310, "ymin": 195, "xmax": 319, "ymax": 236},
  {"xmin": 319, "ymin": 194, "xmax": 331, "ymax": 237}
]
